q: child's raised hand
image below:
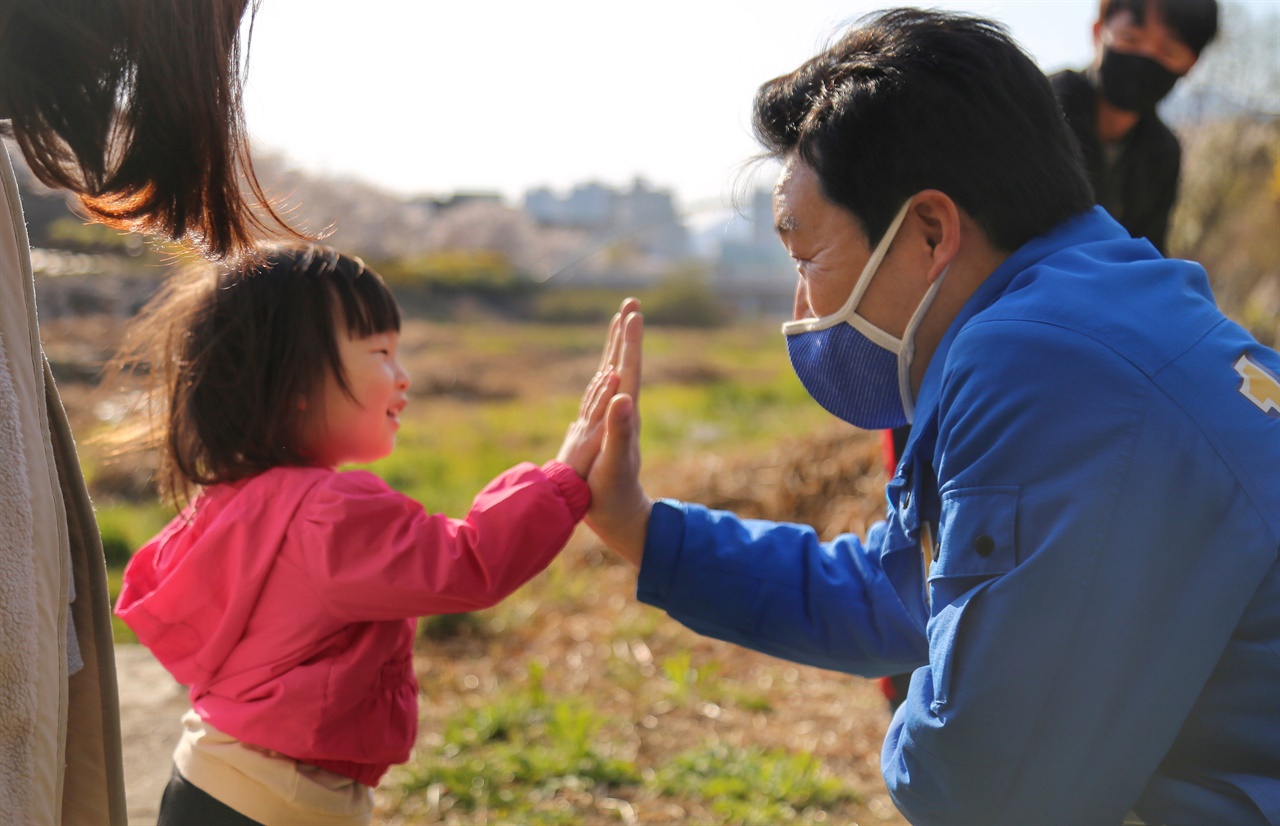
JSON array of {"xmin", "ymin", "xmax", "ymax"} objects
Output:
[
  {"xmin": 556, "ymin": 351, "xmax": 622, "ymax": 480},
  {"xmin": 556, "ymin": 299, "xmax": 642, "ymax": 479}
]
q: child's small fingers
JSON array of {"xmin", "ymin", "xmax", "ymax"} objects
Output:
[
  {"xmin": 597, "ymin": 313, "xmax": 621, "ymax": 374},
  {"xmin": 598, "ymin": 302, "xmax": 631, "ymax": 374},
  {"xmin": 578, "ymin": 366, "xmax": 613, "ymax": 417},
  {"xmin": 581, "ymin": 366, "xmax": 614, "ymax": 420},
  {"xmin": 584, "ymin": 371, "xmax": 620, "ymax": 421}
]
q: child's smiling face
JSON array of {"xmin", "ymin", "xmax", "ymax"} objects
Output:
[{"xmin": 299, "ymin": 326, "xmax": 410, "ymax": 468}]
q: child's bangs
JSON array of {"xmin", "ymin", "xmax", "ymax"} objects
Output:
[{"xmin": 331, "ymin": 260, "xmax": 401, "ymax": 338}]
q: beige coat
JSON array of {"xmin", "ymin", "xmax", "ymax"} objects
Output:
[{"xmin": 1, "ymin": 142, "xmax": 127, "ymax": 824}]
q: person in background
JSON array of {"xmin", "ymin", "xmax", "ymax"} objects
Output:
[
  {"xmin": 1051, "ymin": 0, "xmax": 1219, "ymax": 255},
  {"xmin": 0, "ymin": 1, "xmax": 292, "ymax": 822},
  {"xmin": 586, "ymin": 9, "xmax": 1280, "ymax": 823}
]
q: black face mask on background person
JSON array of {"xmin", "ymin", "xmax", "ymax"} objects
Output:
[{"xmin": 1094, "ymin": 46, "xmax": 1180, "ymax": 113}]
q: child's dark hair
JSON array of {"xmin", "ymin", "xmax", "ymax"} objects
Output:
[{"xmin": 109, "ymin": 243, "xmax": 401, "ymax": 505}]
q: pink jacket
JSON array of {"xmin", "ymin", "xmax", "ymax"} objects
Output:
[{"xmin": 115, "ymin": 461, "xmax": 589, "ymax": 786}]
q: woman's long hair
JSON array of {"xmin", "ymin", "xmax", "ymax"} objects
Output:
[{"xmin": 0, "ymin": 0, "xmax": 299, "ymax": 261}]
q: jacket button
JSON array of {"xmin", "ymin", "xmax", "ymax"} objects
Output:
[{"xmin": 974, "ymin": 534, "xmax": 996, "ymax": 557}]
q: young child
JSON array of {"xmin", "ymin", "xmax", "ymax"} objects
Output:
[{"xmin": 112, "ymin": 244, "xmax": 621, "ymax": 825}]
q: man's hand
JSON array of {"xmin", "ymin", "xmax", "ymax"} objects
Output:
[{"xmin": 585, "ymin": 298, "xmax": 651, "ymax": 567}]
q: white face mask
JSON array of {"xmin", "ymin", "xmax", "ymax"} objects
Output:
[{"xmin": 782, "ymin": 200, "xmax": 948, "ymax": 429}]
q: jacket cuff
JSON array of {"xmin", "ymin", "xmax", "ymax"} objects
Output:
[
  {"xmin": 636, "ymin": 499, "xmax": 687, "ymax": 608},
  {"xmin": 540, "ymin": 461, "xmax": 591, "ymax": 522}
]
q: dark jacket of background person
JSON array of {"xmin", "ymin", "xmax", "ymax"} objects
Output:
[{"xmin": 1052, "ymin": 68, "xmax": 1181, "ymax": 255}]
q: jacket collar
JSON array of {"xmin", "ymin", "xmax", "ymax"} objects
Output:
[{"xmin": 904, "ymin": 206, "xmax": 1128, "ymax": 461}]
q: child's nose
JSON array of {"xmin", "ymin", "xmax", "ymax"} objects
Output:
[{"xmin": 394, "ymin": 362, "xmax": 411, "ymax": 390}]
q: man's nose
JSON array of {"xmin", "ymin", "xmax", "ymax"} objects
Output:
[{"xmin": 792, "ymin": 279, "xmax": 814, "ymax": 322}]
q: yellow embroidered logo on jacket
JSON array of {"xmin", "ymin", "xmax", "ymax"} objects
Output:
[{"xmin": 1235, "ymin": 353, "xmax": 1280, "ymax": 417}]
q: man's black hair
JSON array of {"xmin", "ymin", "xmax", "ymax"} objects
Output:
[{"xmin": 753, "ymin": 7, "xmax": 1095, "ymax": 251}]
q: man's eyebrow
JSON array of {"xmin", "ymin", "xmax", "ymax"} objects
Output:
[{"xmin": 775, "ymin": 213, "xmax": 797, "ymax": 234}]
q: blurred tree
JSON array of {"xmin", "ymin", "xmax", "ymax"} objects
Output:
[
  {"xmin": 47, "ymin": 217, "xmax": 147, "ymax": 255},
  {"xmin": 376, "ymin": 249, "xmax": 517, "ymax": 290},
  {"xmin": 643, "ymin": 264, "xmax": 727, "ymax": 328}
]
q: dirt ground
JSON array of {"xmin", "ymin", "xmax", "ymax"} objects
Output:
[{"xmin": 116, "ymin": 645, "xmax": 185, "ymax": 824}]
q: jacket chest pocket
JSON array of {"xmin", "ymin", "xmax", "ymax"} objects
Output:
[{"xmin": 932, "ymin": 486, "xmax": 1020, "ymax": 590}]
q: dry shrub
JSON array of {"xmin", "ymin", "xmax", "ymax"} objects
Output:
[
  {"xmin": 652, "ymin": 424, "xmax": 888, "ymax": 541},
  {"xmin": 1171, "ymin": 117, "xmax": 1280, "ymax": 348}
]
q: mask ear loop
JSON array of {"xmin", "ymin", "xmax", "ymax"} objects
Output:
[
  {"xmin": 897, "ymin": 264, "xmax": 950, "ymax": 423},
  {"xmin": 781, "ymin": 198, "xmax": 914, "ymax": 336},
  {"xmin": 843, "ymin": 199, "xmax": 914, "ymax": 320}
]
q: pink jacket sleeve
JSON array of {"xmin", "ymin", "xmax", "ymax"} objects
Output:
[{"xmin": 291, "ymin": 461, "xmax": 589, "ymax": 621}]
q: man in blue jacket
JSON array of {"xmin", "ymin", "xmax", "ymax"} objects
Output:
[{"xmin": 586, "ymin": 8, "xmax": 1280, "ymax": 824}]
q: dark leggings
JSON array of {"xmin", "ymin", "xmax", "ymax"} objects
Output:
[{"xmin": 157, "ymin": 766, "xmax": 264, "ymax": 826}]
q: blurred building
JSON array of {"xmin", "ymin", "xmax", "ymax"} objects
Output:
[
  {"xmin": 523, "ymin": 178, "xmax": 689, "ymax": 263},
  {"xmin": 710, "ymin": 188, "xmax": 795, "ymax": 317},
  {"xmin": 421, "ymin": 191, "xmax": 506, "ymax": 212}
]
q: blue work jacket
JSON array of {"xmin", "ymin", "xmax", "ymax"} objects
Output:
[{"xmin": 637, "ymin": 208, "xmax": 1280, "ymax": 825}]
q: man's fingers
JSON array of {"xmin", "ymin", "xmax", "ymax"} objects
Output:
[
  {"xmin": 600, "ymin": 393, "xmax": 636, "ymax": 469},
  {"xmin": 615, "ymin": 311, "xmax": 643, "ymax": 404},
  {"xmin": 597, "ymin": 297, "xmax": 641, "ymax": 375},
  {"xmin": 609, "ymin": 392, "xmax": 634, "ymax": 429}
]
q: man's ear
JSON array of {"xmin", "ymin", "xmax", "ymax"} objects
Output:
[{"xmin": 910, "ymin": 190, "xmax": 961, "ymax": 283}]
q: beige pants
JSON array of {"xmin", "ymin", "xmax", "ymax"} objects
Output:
[{"xmin": 173, "ymin": 710, "xmax": 373, "ymax": 826}]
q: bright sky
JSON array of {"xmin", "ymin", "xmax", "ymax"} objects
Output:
[{"xmin": 236, "ymin": 1, "xmax": 1128, "ymax": 211}]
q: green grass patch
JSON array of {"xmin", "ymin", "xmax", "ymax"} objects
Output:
[
  {"xmin": 660, "ymin": 649, "xmax": 722, "ymax": 705},
  {"xmin": 398, "ymin": 660, "xmax": 855, "ymax": 825},
  {"xmin": 97, "ymin": 504, "xmax": 173, "ymax": 645},
  {"xmin": 105, "ymin": 567, "xmax": 137, "ymax": 645},
  {"xmin": 95, "ymin": 502, "xmax": 174, "ymax": 568},
  {"xmin": 655, "ymin": 741, "xmax": 859, "ymax": 825},
  {"xmin": 651, "ymin": 647, "xmax": 774, "ymax": 713},
  {"xmin": 399, "ymin": 662, "xmax": 641, "ymax": 822}
]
